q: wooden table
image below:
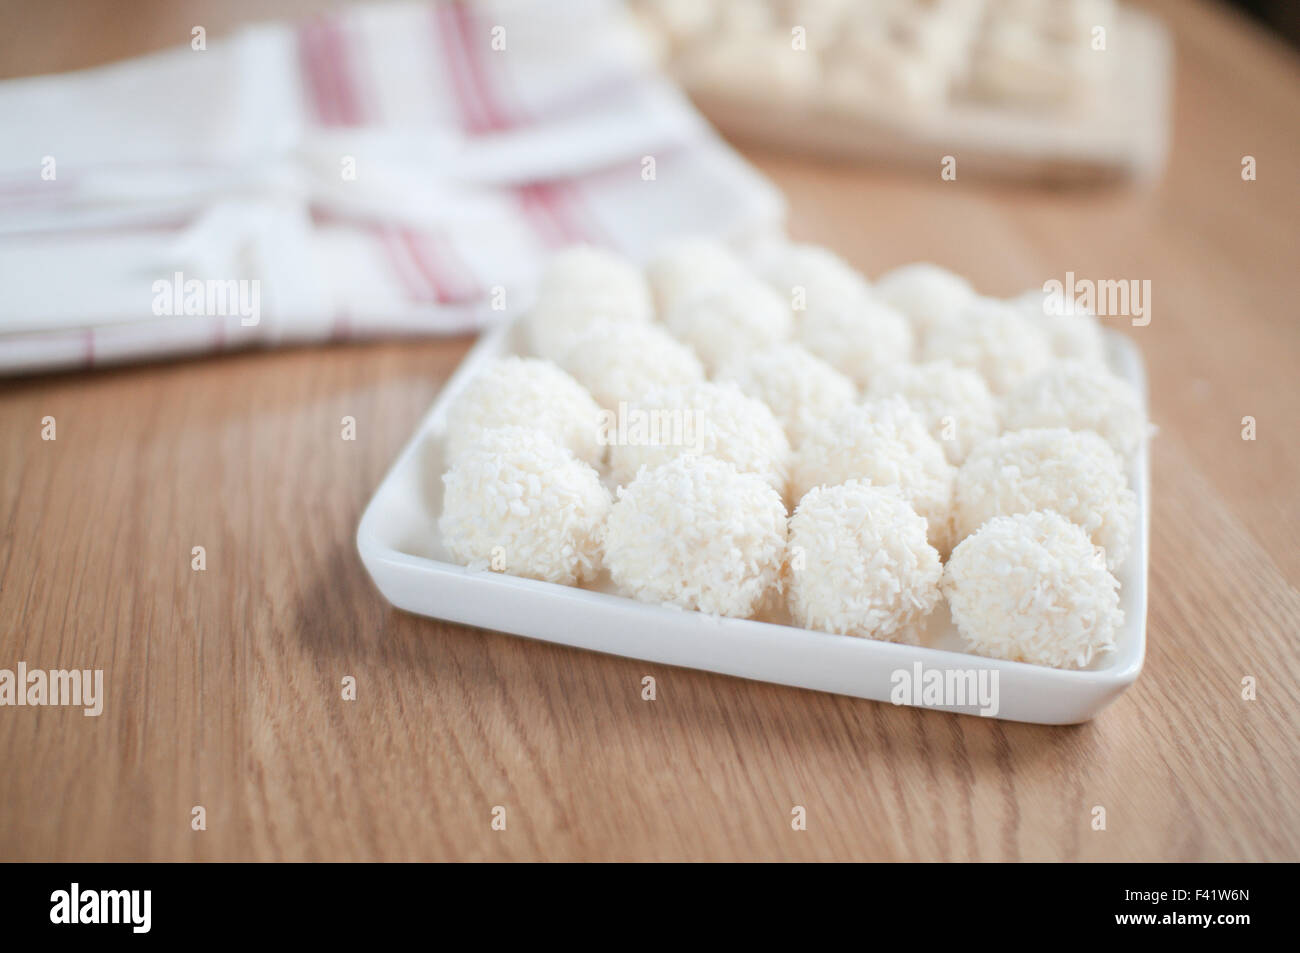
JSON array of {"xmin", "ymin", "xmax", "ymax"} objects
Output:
[{"xmin": 2, "ymin": 0, "xmax": 1297, "ymax": 862}]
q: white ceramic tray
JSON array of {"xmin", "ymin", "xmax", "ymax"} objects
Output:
[{"xmin": 357, "ymin": 319, "xmax": 1149, "ymax": 724}]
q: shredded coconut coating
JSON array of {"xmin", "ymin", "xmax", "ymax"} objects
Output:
[
  {"xmin": 716, "ymin": 343, "xmax": 857, "ymax": 448},
  {"xmin": 822, "ymin": 43, "xmax": 948, "ymax": 113},
  {"xmin": 788, "ymin": 481, "xmax": 942, "ymax": 643},
  {"xmin": 1013, "ymin": 289, "xmax": 1108, "ymax": 365},
  {"xmin": 524, "ymin": 246, "xmax": 654, "ymax": 361},
  {"xmin": 534, "ymin": 245, "xmax": 652, "ymax": 317},
  {"xmin": 874, "ymin": 263, "xmax": 976, "ymax": 348},
  {"xmin": 868, "ymin": 360, "xmax": 1001, "ymax": 465},
  {"xmin": 558, "ymin": 319, "xmax": 705, "ymax": 410},
  {"xmin": 1001, "ymin": 360, "xmax": 1147, "ymax": 459},
  {"xmin": 755, "ymin": 243, "xmax": 913, "ymax": 385},
  {"xmin": 793, "ymin": 396, "xmax": 956, "ymax": 553},
  {"xmin": 755, "ymin": 243, "xmax": 872, "ymax": 310},
  {"xmin": 647, "ymin": 237, "xmax": 751, "ymax": 316},
  {"xmin": 797, "ymin": 288, "xmax": 914, "ymax": 387},
  {"xmin": 678, "ymin": 32, "xmax": 822, "ymax": 104},
  {"xmin": 604, "ymin": 455, "xmax": 788, "ymax": 617},
  {"xmin": 663, "ymin": 276, "xmax": 793, "ymax": 372},
  {"xmin": 607, "ymin": 380, "xmax": 791, "ymax": 494},
  {"xmin": 954, "ymin": 427, "xmax": 1137, "ymax": 570},
  {"xmin": 921, "ymin": 296, "xmax": 1052, "ymax": 395},
  {"xmin": 439, "ymin": 427, "xmax": 612, "ymax": 586},
  {"xmin": 443, "ymin": 356, "xmax": 605, "ymax": 467},
  {"xmin": 943, "ymin": 511, "xmax": 1122, "ymax": 669}
]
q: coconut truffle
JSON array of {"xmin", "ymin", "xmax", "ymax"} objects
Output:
[
  {"xmin": 868, "ymin": 360, "xmax": 1001, "ymax": 465},
  {"xmin": 524, "ymin": 246, "xmax": 653, "ymax": 361},
  {"xmin": 921, "ymin": 296, "xmax": 1052, "ymax": 395},
  {"xmin": 1014, "ymin": 288, "xmax": 1108, "ymax": 365},
  {"xmin": 607, "ymin": 381, "xmax": 791, "ymax": 493},
  {"xmin": 443, "ymin": 356, "xmax": 604, "ymax": 467},
  {"xmin": 604, "ymin": 455, "xmax": 787, "ymax": 617},
  {"xmin": 874, "ymin": 263, "xmax": 976, "ymax": 347},
  {"xmin": 715, "ymin": 343, "xmax": 857, "ymax": 448},
  {"xmin": 557, "ymin": 318, "xmax": 705, "ymax": 411},
  {"xmin": 755, "ymin": 242, "xmax": 872, "ymax": 311},
  {"xmin": 792, "ymin": 396, "xmax": 956, "ymax": 553},
  {"xmin": 822, "ymin": 41, "xmax": 948, "ymax": 114},
  {"xmin": 753, "ymin": 244, "xmax": 913, "ymax": 386},
  {"xmin": 439, "ymin": 427, "xmax": 611, "ymax": 586},
  {"xmin": 646, "ymin": 237, "xmax": 751, "ymax": 316},
  {"xmin": 788, "ymin": 481, "xmax": 942, "ymax": 643},
  {"xmin": 1001, "ymin": 360, "xmax": 1147, "ymax": 459},
  {"xmin": 954, "ymin": 428, "xmax": 1137, "ymax": 570},
  {"xmin": 678, "ymin": 30, "xmax": 821, "ymax": 104},
  {"xmin": 943, "ymin": 511, "xmax": 1122, "ymax": 669},
  {"xmin": 663, "ymin": 277, "xmax": 793, "ymax": 372},
  {"xmin": 533, "ymin": 245, "xmax": 651, "ymax": 318},
  {"xmin": 797, "ymin": 289, "xmax": 914, "ymax": 387}
]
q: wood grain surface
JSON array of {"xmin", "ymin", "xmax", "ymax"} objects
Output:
[{"xmin": 1, "ymin": 0, "xmax": 1298, "ymax": 862}]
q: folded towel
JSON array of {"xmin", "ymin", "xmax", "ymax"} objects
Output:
[{"xmin": 0, "ymin": 0, "xmax": 784, "ymax": 373}]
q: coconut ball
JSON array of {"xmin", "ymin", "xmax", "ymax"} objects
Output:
[
  {"xmin": 524, "ymin": 246, "xmax": 653, "ymax": 361},
  {"xmin": 797, "ymin": 289, "xmax": 914, "ymax": 387},
  {"xmin": 648, "ymin": 0, "xmax": 718, "ymax": 49},
  {"xmin": 753, "ymin": 244, "xmax": 913, "ymax": 386},
  {"xmin": 954, "ymin": 427, "xmax": 1137, "ymax": 570},
  {"xmin": 868, "ymin": 360, "xmax": 1001, "ymax": 465},
  {"xmin": 793, "ymin": 396, "xmax": 956, "ymax": 553},
  {"xmin": 646, "ymin": 237, "xmax": 751, "ymax": 317},
  {"xmin": 755, "ymin": 242, "xmax": 872, "ymax": 312},
  {"xmin": 921, "ymin": 296, "xmax": 1052, "ymax": 395},
  {"xmin": 607, "ymin": 380, "xmax": 791, "ymax": 493},
  {"xmin": 663, "ymin": 276, "xmax": 793, "ymax": 372},
  {"xmin": 943, "ymin": 510, "xmax": 1123, "ymax": 669},
  {"xmin": 677, "ymin": 30, "xmax": 821, "ymax": 104},
  {"xmin": 443, "ymin": 356, "xmax": 604, "ymax": 467},
  {"xmin": 439, "ymin": 427, "xmax": 611, "ymax": 586},
  {"xmin": 715, "ymin": 343, "xmax": 857, "ymax": 448},
  {"xmin": 1001, "ymin": 360, "xmax": 1147, "ymax": 459},
  {"xmin": 1014, "ymin": 288, "xmax": 1108, "ymax": 365},
  {"xmin": 822, "ymin": 42, "xmax": 949, "ymax": 114},
  {"xmin": 533, "ymin": 245, "xmax": 651, "ymax": 318},
  {"xmin": 874, "ymin": 263, "xmax": 976, "ymax": 347},
  {"xmin": 788, "ymin": 481, "xmax": 942, "ymax": 643},
  {"xmin": 557, "ymin": 318, "xmax": 705, "ymax": 411},
  {"xmin": 604, "ymin": 455, "xmax": 787, "ymax": 617},
  {"xmin": 714, "ymin": 0, "xmax": 775, "ymax": 35}
]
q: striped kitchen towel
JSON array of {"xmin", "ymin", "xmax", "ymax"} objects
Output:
[{"xmin": 0, "ymin": 0, "xmax": 783, "ymax": 374}]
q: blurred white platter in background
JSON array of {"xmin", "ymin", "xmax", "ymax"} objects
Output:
[{"xmin": 660, "ymin": 6, "xmax": 1172, "ymax": 184}]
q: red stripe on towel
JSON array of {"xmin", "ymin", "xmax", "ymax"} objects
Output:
[
  {"xmin": 448, "ymin": 1, "xmax": 606, "ymax": 249},
  {"xmin": 323, "ymin": 13, "xmax": 481, "ymax": 308}
]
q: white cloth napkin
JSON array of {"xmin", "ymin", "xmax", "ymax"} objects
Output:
[{"xmin": 0, "ymin": 0, "xmax": 784, "ymax": 373}]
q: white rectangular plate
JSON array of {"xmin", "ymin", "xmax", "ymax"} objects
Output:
[{"xmin": 358, "ymin": 320, "xmax": 1149, "ymax": 725}]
